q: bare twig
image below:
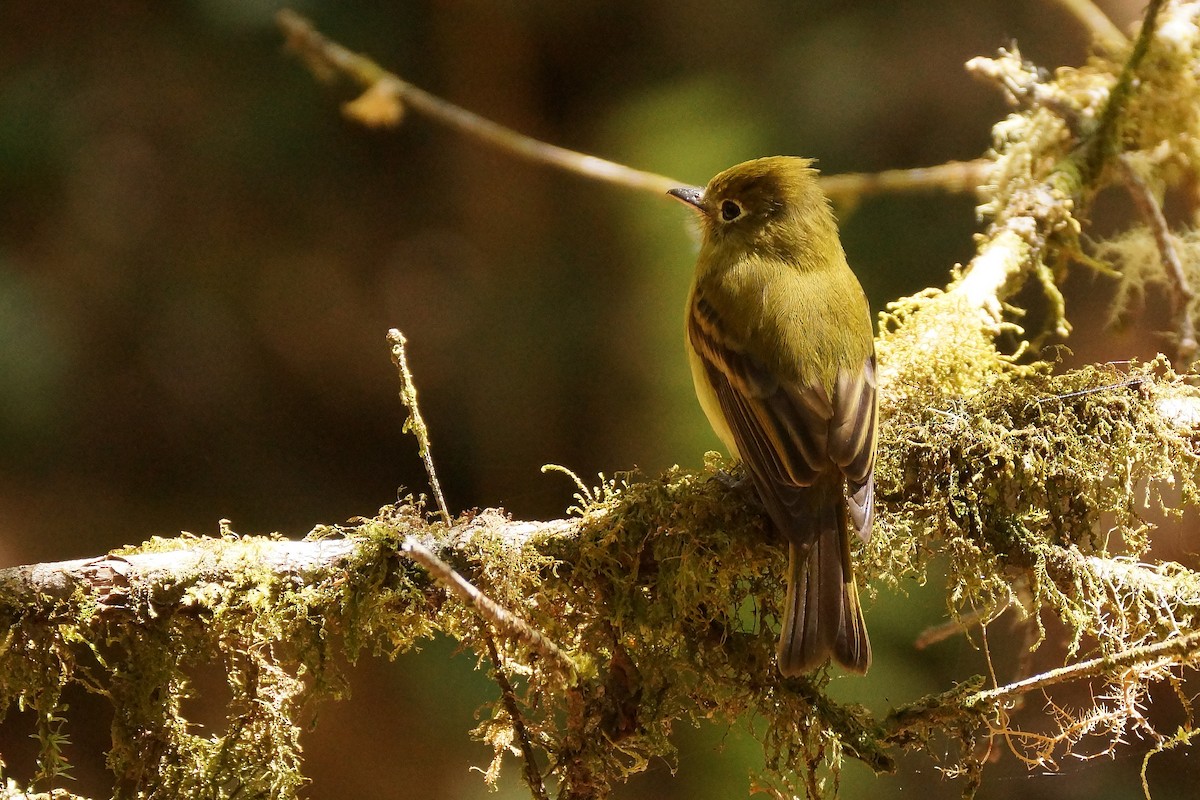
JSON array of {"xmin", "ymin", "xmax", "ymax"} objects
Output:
[
  {"xmin": 276, "ymin": 8, "xmax": 988, "ymax": 205},
  {"xmin": 1118, "ymin": 155, "xmax": 1200, "ymax": 365},
  {"xmin": 277, "ymin": 9, "xmax": 680, "ymax": 196},
  {"xmin": 484, "ymin": 633, "xmax": 550, "ymax": 800},
  {"xmin": 967, "ymin": 629, "xmax": 1200, "ymax": 707},
  {"xmin": 388, "ymin": 329, "xmax": 451, "ymax": 525},
  {"xmin": 1051, "ymin": 0, "xmax": 1130, "ymax": 51},
  {"xmin": 819, "ymin": 159, "xmax": 992, "ymax": 202},
  {"xmin": 400, "ymin": 537, "xmax": 576, "ymax": 678},
  {"xmin": 914, "ymin": 605, "xmax": 994, "ymax": 650}
]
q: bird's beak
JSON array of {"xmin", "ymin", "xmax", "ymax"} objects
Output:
[{"xmin": 667, "ymin": 185, "xmax": 706, "ymax": 213}]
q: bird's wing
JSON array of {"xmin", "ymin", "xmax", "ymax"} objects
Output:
[
  {"xmin": 688, "ymin": 292, "xmax": 877, "ymax": 543},
  {"xmin": 828, "ymin": 354, "xmax": 877, "ymax": 541}
]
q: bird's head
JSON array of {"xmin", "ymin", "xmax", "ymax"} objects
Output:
[{"xmin": 668, "ymin": 156, "xmax": 837, "ymax": 262}]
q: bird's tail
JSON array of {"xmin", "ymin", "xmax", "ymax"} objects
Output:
[{"xmin": 777, "ymin": 500, "xmax": 871, "ymax": 676}]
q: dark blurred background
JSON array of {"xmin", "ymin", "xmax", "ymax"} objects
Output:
[{"xmin": 2, "ymin": 1, "xmax": 1194, "ymax": 798}]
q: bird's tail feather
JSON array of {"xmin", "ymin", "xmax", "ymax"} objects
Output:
[{"xmin": 777, "ymin": 501, "xmax": 871, "ymax": 676}]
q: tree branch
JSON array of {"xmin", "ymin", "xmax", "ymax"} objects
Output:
[
  {"xmin": 5, "ymin": 2, "xmax": 1200, "ymax": 798},
  {"xmin": 1051, "ymin": 0, "xmax": 1130, "ymax": 52},
  {"xmin": 275, "ymin": 9, "xmax": 680, "ymax": 196},
  {"xmin": 400, "ymin": 536, "xmax": 576, "ymax": 678},
  {"xmin": 3, "ymin": 360, "xmax": 1199, "ymax": 796},
  {"xmin": 1118, "ymin": 154, "xmax": 1200, "ymax": 365},
  {"xmin": 275, "ymin": 9, "xmax": 992, "ymax": 205},
  {"xmin": 485, "ymin": 633, "xmax": 550, "ymax": 800},
  {"xmin": 0, "ymin": 534, "xmax": 360, "ymax": 606},
  {"xmin": 968, "ymin": 627, "xmax": 1200, "ymax": 707}
]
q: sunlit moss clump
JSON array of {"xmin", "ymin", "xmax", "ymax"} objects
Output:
[
  {"xmin": 868, "ymin": 359, "xmax": 1200, "ymax": 654},
  {"xmin": 1101, "ymin": 227, "xmax": 1200, "ymax": 341},
  {"xmin": 429, "ymin": 463, "xmax": 892, "ymax": 799},
  {"xmin": 4, "ymin": 355, "xmax": 1200, "ymax": 799}
]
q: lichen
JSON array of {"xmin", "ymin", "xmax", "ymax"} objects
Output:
[
  {"xmin": 6, "ymin": 3, "xmax": 1200, "ymax": 799},
  {"xmin": 3, "ymin": 358, "xmax": 1200, "ymax": 799},
  {"xmin": 868, "ymin": 359, "xmax": 1200, "ymax": 654}
]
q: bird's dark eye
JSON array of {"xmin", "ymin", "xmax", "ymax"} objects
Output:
[{"xmin": 720, "ymin": 200, "xmax": 743, "ymax": 222}]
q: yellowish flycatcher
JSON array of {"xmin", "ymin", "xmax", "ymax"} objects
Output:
[{"xmin": 669, "ymin": 156, "xmax": 876, "ymax": 675}]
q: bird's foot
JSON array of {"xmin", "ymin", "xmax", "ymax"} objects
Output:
[{"xmin": 711, "ymin": 464, "xmax": 749, "ymax": 490}]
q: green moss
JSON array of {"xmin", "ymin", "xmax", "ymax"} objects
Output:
[
  {"xmin": 870, "ymin": 359, "xmax": 1200, "ymax": 655},
  {"xmin": 5, "ymin": 4, "xmax": 1200, "ymax": 798},
  {"xmin": 3, "ymin": 357, "xmax": 1200, "ymax": 798}
]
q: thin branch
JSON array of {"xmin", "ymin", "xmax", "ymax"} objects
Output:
[
  {"xmin": 1142, "ymin": 723, "xmax": 1200, "ymax": 800},
  {"xmin": 967, "ymin": 629, "xmax": 1200, "ymax": 707},
  {"xmin": 276, "ymin": 8, "xmax": 989, "ymax": 205},
  {"xmin": 819, "ymin": 159, "xmax": 992, "ymax": 201},
  {"xmin": 277, "ymin": 9, "xmax": 679, "ymax": 196},
  {"xmin": 914, "ymin": 605, "xmax": 995, "ymax": 651},
  {"xmin": 1050, "ymin": 0, "xmax": 1130, "ymax": 51},
  {"xmin": 1084, "ymin": 0, "xmax": 1167, "ymax": 182},
  {"xmin": 388, "ymin": 328, "xmax": 451, "ymax": 525},
  {"xmin": 400, "ymin": 537, "xmax": 576, "ymax": 678},
  {"xmin": 1118, "ymin": 155, "xmax": 1200, "ymax": 365},
  {"xmin": 484, "ymin": 633, "xmax": 550, "ymax": 800}
]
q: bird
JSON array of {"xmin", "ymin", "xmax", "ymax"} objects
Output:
[{"xmin": 668, "ymin": 156, "xmax": 876, "ymax": 675}]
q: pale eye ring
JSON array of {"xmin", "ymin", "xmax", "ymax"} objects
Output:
[{"xmin": 719, "ymin": 199, "xmax": 743, "ymax": 222}]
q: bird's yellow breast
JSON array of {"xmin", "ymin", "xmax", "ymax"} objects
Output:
[{"xmin": 693, "ymin": 250, "xmax": 872, "ymax": 394}]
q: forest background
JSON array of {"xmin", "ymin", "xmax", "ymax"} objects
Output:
[{"xmin": 1, "ymin": 2, "xmax": 1193, "ymax": 799}]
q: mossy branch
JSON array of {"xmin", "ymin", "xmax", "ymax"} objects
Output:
[
  {"xmin": 6, "ymin": 2, "xmax": 1200, "ymax": 799},
  {"xmin": 3, "ymin": 360, "xmax": 1200, "ymax": 799}
]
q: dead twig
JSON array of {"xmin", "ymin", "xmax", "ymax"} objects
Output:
[
  {"xmin": 388, "ymin": 328, "xmax": 451, "ymax": 524},
  {"xmin": 484, "ymin": 633, "xmax": 550, "ymax": 800},
  {"xmin": 1050, "ymin": 0, "xmax": 1130, "ymax": 52},
  {"xmin": 277, "ymin": 9, "xmax": 679, "ymax": 196},
  {"xmin": 400, "ymin": 537, "xmax": 576, "ymax": 678},
  {"xmin": 276, "ymin": 8, "xmax": 991, "ymax": 206},
  {"xmin": 967, "ymin": 628, "xmax": 1200, "ymax": 708},
  {"xmin": 819, "ymin": 159, "xmax": 992, "ymax": 202},
  {"xmin": 1118, "ymin": 155, "xmax": 1199, "ymax": 366}
]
